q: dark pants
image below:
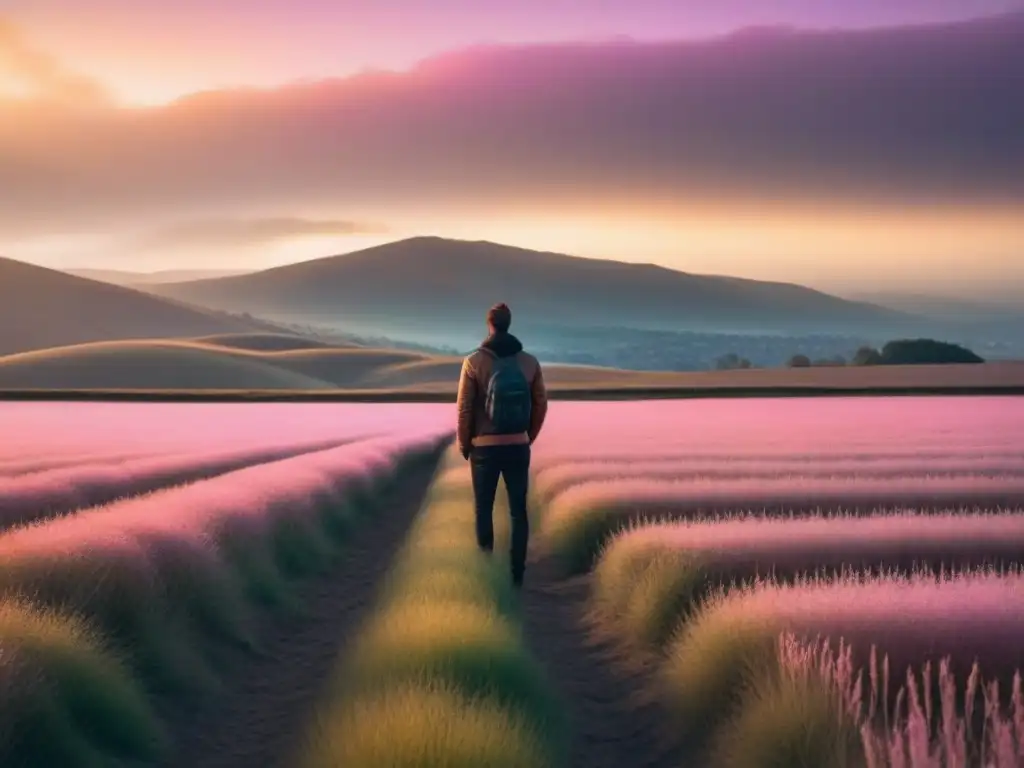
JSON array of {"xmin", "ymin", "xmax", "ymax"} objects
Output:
[{"xmin": 470, "ymin": 443, "xmax": 531, "ymax": 583}]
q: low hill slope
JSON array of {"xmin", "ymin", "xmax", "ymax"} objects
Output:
[
  {"xmin": 0, "ymin": 341, "xmax": 335, "ymax": 390},
  {"xmin": 0, "ymin": 257, "xmax": 259, "ymax": 356},
  {"xmin": 258, "ymin": 348, "xmax": 440, "ymax": 387}
]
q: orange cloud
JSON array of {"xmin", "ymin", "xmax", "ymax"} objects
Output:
[{"xmin": 0, "ymin": 18, "xmax": 110, "ymax": 104}]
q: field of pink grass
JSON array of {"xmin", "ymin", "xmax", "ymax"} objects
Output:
[
  {"xmin": 0, "ymin": 421, "xmax": 450, "ymax": 766},
  {"xmin": 771, "ymin": 633, "xmax": 1024, "ymax": 768},
  {"xmin": 645, "ymin": 570, "xmax": 1024, "ymax": 767},
  {"xmin": 0, "ymin": 402, "xmax": 453, "ymax": 458},
  {"xmin": 552, "ymin": 474, "xmax": 1024, "ymax": 515},
  {"xmin": 528, "ymin": 396, "xmax": 1024, "ymax": 767},
  {"xmin": 533, "ymin": 456, "xmax": 1024, "ymax": 504},
  {"xmin": 620, "ymin": 511, "xmax": 1024, "ymax": 569},
  {"xmin": 0, "ymin": 450, "xmax": 164, "ymax": 477},
  {"xmin": 0, "ymin": 430, "xmax": 449, "ymax": 644},
  {"xmin": 0, "ymin": 437, "xmax": 365, "ymax": 530},
  {"xmin": 667, "ymin": 572, "xmax": 1024, "ymax": 717},
  {"xmin": 532, "ymin": 396, "xmax": 1022, "ymax": 464},
  {"xmin": 0, "ymin": 402, "xmax": 454, "ymax": 530},
  {"xmin": 541, "ymin": 475, "xmax": 1024, "ymax": 574},
  {"xmin": 593, "ymin": 511, "xmax": 1024, "ymax": 650}
]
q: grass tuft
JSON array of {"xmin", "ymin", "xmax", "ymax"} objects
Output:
[
  {"xmin": 304, "ymin": 680, "xmax": 557, "ymax": 768},
  {"xmin": 0, "ymin": 599, "xmax": 166, "ymax": 766}
]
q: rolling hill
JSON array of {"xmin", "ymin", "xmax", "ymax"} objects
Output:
[
  {"xmin": 151, "ymin": 237, "xmax": 922, "ymax": 347},
  {"xmin": 0, "ymin": 257, "xmax": 265, "ymax": 356},
  {"xmin": 0, "ymin": 336, "xmax": 668, "ymax": 390},
  {"xmin": 1, "ymin": 335, "xmax": 1021, "ymax": 393},
  {"xmin": 0, "ymin": 341, "xmax": 336, "ymax": 390}
]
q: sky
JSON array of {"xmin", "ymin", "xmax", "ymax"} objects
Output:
[{"xmin": 1, "ymin": 0, "xmax": 1022, "ymax": 300}]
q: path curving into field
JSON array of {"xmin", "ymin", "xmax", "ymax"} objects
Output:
[
  {"xmin": 160, "ymin": 461, "xmax": 438, "ymax": 768},
  {"xmin": 522, "ymin": 556, "xmax": 684, "ymax": 768}
]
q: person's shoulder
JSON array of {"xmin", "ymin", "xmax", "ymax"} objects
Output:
[
  {"xmin": 516, "ymin": 349, "xmax": 541, "ymax": 368},
  {"xmin": 462, "ymin": 347, "xmax": 488, "ymax": 373}
]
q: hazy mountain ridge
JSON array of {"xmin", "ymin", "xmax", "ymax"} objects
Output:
[
  {"xmin": 66, "ymin": 268, "xmax": 252, "ymax": 286},
  {"xmin": 0, "ymin": 257, "xmax": 265, "ymax": 356},
  {"xmin": 151, "ymin": 237, "xmax": 921, "ymax": 349}
]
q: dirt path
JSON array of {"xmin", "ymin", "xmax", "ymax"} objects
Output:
[
  {"xmin": 160, "ymin": 461, "xmax": 438, "ymax": 768},
  {"xmin": 522, "ymin": 558, "xmax": 683, "ymax": 768}
]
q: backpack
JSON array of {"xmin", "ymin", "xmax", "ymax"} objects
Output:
[{"xmin": 482, "ymin": 351, "xmax": 533, "ymax": 434}]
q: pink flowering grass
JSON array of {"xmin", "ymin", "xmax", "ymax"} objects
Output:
[
  {"xmin": 0, "ymin": 450, "xmax": 164, "ymax": 478},
  {"xmin": 659, "ymin": 571, "xmax": 1024, "ymax": 750},
  {"xmin": 751, "ymin": 634, "xmax": 1024, "ymax": 768},
  {"xmin": 532, "ymin": 397, "xmax": 1020, "ymax": 461},
  {"xmin": 534, "ymin": 457, "xmax": 1024, "ymax": 505},
  {"xmin": 0, "ymin": 402, "xmax": 453, "ymax": 458},
  {"xmin": 543, "ymin": 476, "xmax": 1024, "ymax": 574},
  {"xmin": 592, "ymin": 511, "xmax": 1024, "ymax": 651},
  {"xmin": 0, "ymin": 437, "xmax": 373, "ymax": 531},
  {"xmin": 0, "ymin": 429, "xmax": 450, "ymax": 694}
]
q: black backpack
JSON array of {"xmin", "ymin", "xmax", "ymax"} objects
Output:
[{"xmin": 481, "ymin": 351, "xmax": 533, "ymax": 434}]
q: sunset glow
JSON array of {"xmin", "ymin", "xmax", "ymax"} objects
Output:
[{"xmin": 2, "ymin": 0, "xmax": 1021, "ymax": 298}]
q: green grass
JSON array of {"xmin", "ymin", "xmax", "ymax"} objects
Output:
[
  {"xmin": 0, "ymin": 540, "xmax": 232, "ymax": 697},
  {"xmin": 298, "ymin": 449, "xmax": 565, "ymax": 768},
  {"xmin": 305, "ymin": 681, "xmax": 556, "ymax": 768},
  {"xmin": 0, "ymin": 599, "xmax": 166, "ymax": 767},
  {"xmin": 711, "ymin": 664, "xmax": 865, "ymax": 768},
  {"xmin": 590, "ymin": 537, "xmax": 707, "ymax": 652},
  {"xmin": 538, "ymin": 500, "xmax": 639, "ymax": 576}
]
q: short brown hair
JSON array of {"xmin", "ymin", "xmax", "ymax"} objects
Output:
[{"xmin": 487, "ymin": 303, "xmax": 512, "ymax": 332}]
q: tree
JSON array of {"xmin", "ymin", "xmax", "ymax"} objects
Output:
[
  {"xmin": 716, "ymin": 353, "xmax": 753, "ymax": 371},
  {"xmin": 787, "ymin": 354, "xmax": 812, "ymax": 368},
  {"xmin": 880, "ymin": 339, "xmax": 984, "ymax": 365},
  {"xmin": 852, "ymin": 346, "xmax": 883, "ymax": 366}
]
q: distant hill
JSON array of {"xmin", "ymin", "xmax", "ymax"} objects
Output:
[
  {"xmin": 0, "ymin": 257, "xmax": 262, "ymax": 356},
  {"xmin": 849, "ymin": 291, "xmax": 1023, "ymax": 324},
  {"xmin": 0, "ymin": 336, "xmax": 689, "ymax": 390},
  {"xmin": 0, "ymin": 341, "xmax": 336, "ymax": 390},
  {"xmin": 849, "ymin": 291, "xmax": 1024, "ymax": 353},
  {"xmin": 150, "ymin": 237, "xmax": 921, "ymax": 347},
  {"xmin": 66, "ymin": 268, "xmax": 252, "ymax": 286},
  {"xmin": 1, "ymin": 336, "xmax": 1020, "ymax": 392}
]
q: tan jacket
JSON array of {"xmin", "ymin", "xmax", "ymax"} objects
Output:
[{"xmin": 456, "ymin": 339, "xmax": 548, "ymax": 454}]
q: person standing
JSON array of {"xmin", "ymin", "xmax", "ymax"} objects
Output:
[{"xmin": 456, "ymin": 303, "xmax": 548, "ymax": 587}]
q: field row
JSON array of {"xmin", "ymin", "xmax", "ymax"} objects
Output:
[
  {"xmin": 0, "ymin": 420, "xmax": 451, "ymax": 766},
  {"xmin": 530, "ymin": 400, "xmax": 1024, "ymax": 767},
  {"xmin": 300, "ymin": 450, "xmax": 563, "ymax": 766}
]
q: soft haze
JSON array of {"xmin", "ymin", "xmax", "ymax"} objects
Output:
[{"xmin": 1, "ymin": 1, "xmax": 1022, "ymax": 299}]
